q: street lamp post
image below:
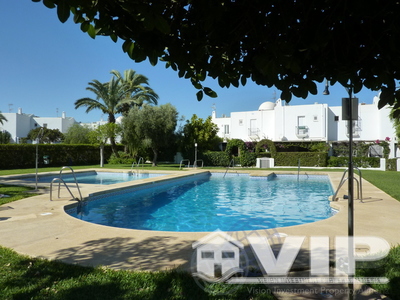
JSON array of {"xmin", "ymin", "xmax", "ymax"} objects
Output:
[
  {"xmin": 194, "ymin": 141, "xmax": 198, "ymax": 168},
  {"xmin": 342, "ymin": 88, "xmax": 358, "ymax": 298},
  {"xmin": 324, "ymin": 82, "xmax": 358, "ymax": 298},
  {"xmin": 35, "ymin": 127, "xmax": 44, "ymax": 191}
]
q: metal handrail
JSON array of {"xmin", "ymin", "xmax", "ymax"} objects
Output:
[
  {"xmin": 58, "ymin": 166, "xmax": 82, "ymax": 201},
  {"xmin": 223, "ymin": 159, "xmax": 238, "ymax": 178},
  {"xmin": 179, "ymin": 159, "xmax": 190, "ymax": 169},
  {"xmin": 331, "ymin": 167, "xmax": 363, "ymax": 201},
  {"xmin": 136, "ymin": 157, "xmax": 144, "ymax": 174},
  {"xmin": 50, "ymin": 178, "xmax": 80, "ymax": 201},
  {"xmin": 193, "ymin": 159, "xmax": 204, "ymax": 168}
]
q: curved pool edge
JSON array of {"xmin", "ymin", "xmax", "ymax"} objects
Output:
[{"xmin": 1, "ymin": 169, "xmax": 400, "ymax": 272}]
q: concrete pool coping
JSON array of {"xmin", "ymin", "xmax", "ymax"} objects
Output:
[{"xmin": 0, "ymin": 168, "xmax": 399, "ymax": 297}]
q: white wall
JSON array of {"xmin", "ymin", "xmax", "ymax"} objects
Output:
[{"xmin": 0, "ymin": 109, "xmax": 77, "ymax": 143}]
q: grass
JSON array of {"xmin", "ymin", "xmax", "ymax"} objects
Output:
[
  {"xmin": 356, "ymin": 246, "xmax": 400, "ymax": 299},
  {"xmin": 0, "ymin": 246, "xmax": 274, "ymax": 300},
  {"xmin": 361, "ymin": 170, "xmax": 400, "ymax": 201},
  {"xmin": 0, "ymin": 165, "xmax": 399, "ymax": 299},
  {"xmin": 0, "ymin": 184, "xmax": 38, "ymax": 205}
]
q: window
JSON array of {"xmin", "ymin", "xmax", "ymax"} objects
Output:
[
  {"xmin": 239, "ymin": 119, "xmax": 243, "ymax": 126},
  {"xmin": 222, "ymin": 251, "xmax": 235, "ymax": 259},
  {"xmin": 334, "ymin": 116, "xmax": 339, "ymax": 121},
  {"xmin": 43, "ymin": 123, "xmax": 48, "ymax": 128},
  {"xmin": 313, "ymin": 115, "xmax": 318, "ymax": 122},
  {"xmin": 201, "ymin": 251, "xmax": 214, "ymax": 259},
  {"xmin": 224, "ymin": 125, "xmax": 230, "ymax": 134}
]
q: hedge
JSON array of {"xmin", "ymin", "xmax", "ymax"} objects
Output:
[
  {"xmin": 275, "ymin": 152, "xmax": 328, "ymax": 167},
  {"xmin": 0, "ymin": 144, "xmax": 121, "ymax": 169},
  {"xmin": 327, "ymin": 156, "xmax": 380, "ymax": 168},
  {"xmin": 387, "ymin": 158, "xmax": 397, "ymax": 171},
  {"xmin": 202, "ymin": 151, "xmax": 231, "ymax": 167}
]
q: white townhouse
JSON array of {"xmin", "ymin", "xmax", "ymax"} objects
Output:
[
  {"xmin": 212, "ymin": 95, "xmax": 398, "ymax": 158},
  {"xmin": 0, "ymin": 108, "xmax": 77, "ymax": 143}
]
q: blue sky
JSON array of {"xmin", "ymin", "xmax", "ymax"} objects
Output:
[{"xmin": 0, "ymin": 1, "xmax": 380, "ymax": 124}]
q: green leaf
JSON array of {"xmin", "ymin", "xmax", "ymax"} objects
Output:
[
  {"xmin": 196, "ymin": 90, "xmax": 203, "ymax": 101},
  {"xmin": 280, "ymin": 89, "xmax": 292, "ymax": 102},
  {"xmin": 56, "ymin": 0, "xmax": 70, "ymax": 23},
  {"xmin": 190, "ymin": 79, "xmax": 202, "ymax": 90},
  {"xmin": 80, "ymin": 21, "xmax": 90, "ymax": 33},
  {"xmin": 87, "ymin": 24, "xmax": 96, "ymax": 39},
  {"xmin": 43, "ymin": 0, "xmax": 55, "ymax": 8},
  {"xmin": 203, "ymin": 87, "xmax": 218, "ymax": 98},
  {"xmin": 240, "ymin": 76, "xmax": 247, "ymax": 86},
  {"xmin": 154, "ymin": 15, "xmax": 170, "ymax": 34},
  {"xmin": 110, "ymin": 34, "xmax": 118, "ymax": 43},
  {"xmin": 148, "ymin": 52, "xmax": 158, "ymax": 66}
]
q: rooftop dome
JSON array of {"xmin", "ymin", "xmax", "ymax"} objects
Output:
[{"xmin": 258, "ymin": 101, "xmax": 275, "ymax": 111}]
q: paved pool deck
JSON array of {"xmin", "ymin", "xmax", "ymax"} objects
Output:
[{"xmin": 0, "ymin": 168, "xmax": 399, "ymax": 299}]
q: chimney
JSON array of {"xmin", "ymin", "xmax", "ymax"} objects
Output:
[
  {"xmin": 18, "ymin": 107, "xmax": 22, "ymax": 114},
  {"xmin": 62, "ymin": 111, "xmax": 66, "ymax": 119}
]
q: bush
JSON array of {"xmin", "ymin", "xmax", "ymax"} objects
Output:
[
  {"xmin": 275, "ymin": 152, "xmax": 328, "ymax": 167},
  {"xmin": 327, "ymin": 156, "xmax": 380, "ymax": 168},
  {"xmin": 386, "ymin": 158, "xmax": 397, "ymax": 171},
  {"xmin": 0, "ymin": 144, "xmax": 121, "ymax": 169},
  {"xmin": 202, "ymin": 151, "xmax": 230, "ymax": 167},
  {"xmin": 107, "ymin": 151, "xmax": 136, "ymax": 164},
  {"xmin": 239, "ymin": 152, "xmax": 257, "ymax": 167}
]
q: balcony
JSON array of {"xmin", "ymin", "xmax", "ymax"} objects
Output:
[
  {"xmin": 248, "ymin": 128, "xmax": 260, "ymax": 137},
  {"xmin": 295, "ymin": 125, "xmax": 309, "ymax": 138}
]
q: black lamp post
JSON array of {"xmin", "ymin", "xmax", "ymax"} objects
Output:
[{"xmin": 324, "ymin": 82, "xmax": 358, "ymax": 298}]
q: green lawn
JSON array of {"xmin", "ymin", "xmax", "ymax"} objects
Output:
[{"xmin": 1, "ymin": 166, "xmax": 400, "ymax": 299}]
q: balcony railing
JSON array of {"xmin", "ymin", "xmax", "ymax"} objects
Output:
[
  {"xmin": 295, "ymin": 125, "xmax": 309, "ymax": 138},
  {"xmin": 248, "ymin": 128, "xmax": 260, "ymax": 136}
]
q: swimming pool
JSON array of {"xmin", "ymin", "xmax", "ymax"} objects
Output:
[
  {"xmin": 67, "ymin": 173, "xmax": 335, "ymax": 232},
  {"xmin": 24, "ymin": 171, "xmax": 166, "ymax": 185}
]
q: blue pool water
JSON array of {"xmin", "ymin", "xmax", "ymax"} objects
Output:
[
  {"xmin": 25, "ymin": 171, "xmax": 165, "ymax": 185},
  {"xmin": 67, "ymin": 173, "xmax": 335, "ymax": 232}
]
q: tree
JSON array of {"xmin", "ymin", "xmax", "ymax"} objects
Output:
[
  {"xmin": 87, "ymin": 123, "xmax": 122, "ymax": 167},
  {"xmin": 63, "ymin": 123, "xmax": 94, "ymax": 144},
  {"xmin": 180, "ymin": 115, "xmax": 220, "ymax": 160},
  {"xmin": 75, "ymin": 70, "xmax": 158, "ymax": 156},
  {"xmin": 0, "ymin": 112, "xmax": 7, "ymax": 125},
  {"xmin": 34, "ymin": 0, "xmax": 400, "ymax": 108},
  {"xmin": 110, "ymin": 69, "xmax": 159, "ymax": 114},
  {"xmin": 27, "ymin": 127, "xmax": 64, "ymax": 143},
  {"xmin": 122, "ymin": 104, "xmax": 178, "ymax": 166},
  {"xmin": 74, "ymin": 77, "xmax": 130, "ymax": 156},
  {"xmin": 0, "ymin": 131, "xmax": 11, "ymax": 144}
]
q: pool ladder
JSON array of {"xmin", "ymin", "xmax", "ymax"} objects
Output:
[
  {"xmin": 50, "ymin": 166, "xmax": 82, "ymax": 202},
  {"xmin": 331, "ymin": 167, "xmax": 363, "ymax": 202},
  {"xmin": 129, "ymin": 157, "xmax": 144, "ymax": 175},
  {"xmin": 223, "ymin": 158, "xmax": 239, "ymax": 178},
  {"xmin": 179, "ymin": 159, "xmax": 190, "ymax": 169}
]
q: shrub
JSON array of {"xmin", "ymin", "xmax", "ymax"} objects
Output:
[
  {"xmin": 239, "ymin": 152, "xmax": 257, "ymax": 167},
  {"xmin": 202, "ymin": 151, "xmax": 230, "ymax": 167},
  {"xmin": 255, "ymin": 139, "xmax": 277, "ymax": 157},
  {"xmin": 327, "ymin": 156, "xmax": 380, "ymax": 168},
  {"xmin": 275, "ymin": 152, "xmax": 328, "ymax": 167},
  {"xmin": 107, "ymin": 151, "xmax": 136, "ymax": 164},
  {"xmin": 0, "ymin": 144, "xmax": 121, "ymax": 169}
]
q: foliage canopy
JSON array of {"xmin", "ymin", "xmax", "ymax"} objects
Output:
[
  {"xmin": 122, "ymin": 103, "xmax": 178, "ymax": 166},
  {"xmin": 34, "ymin": 0, "xmax": 400, "ymax": 107}
]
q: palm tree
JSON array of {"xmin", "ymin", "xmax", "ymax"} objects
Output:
[
  {"xmin": 0, "ymin": 112, "xmax": 7, "ymax": 125},
  {"xmin": 110, "ymin": 69, "xmax": 159, "ymax": 114},
  {"xmin": 75, "ymin": 77, "xmax": 132, "ymax": 156}
]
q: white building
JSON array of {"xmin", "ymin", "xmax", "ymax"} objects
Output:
[
  {"xmin": 212, "ymin": 96, "xmax": 398, "ymax": 158},
  {"xmin": 0, "ymin": 108, "xmax": 77, "ymax": 143}
]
